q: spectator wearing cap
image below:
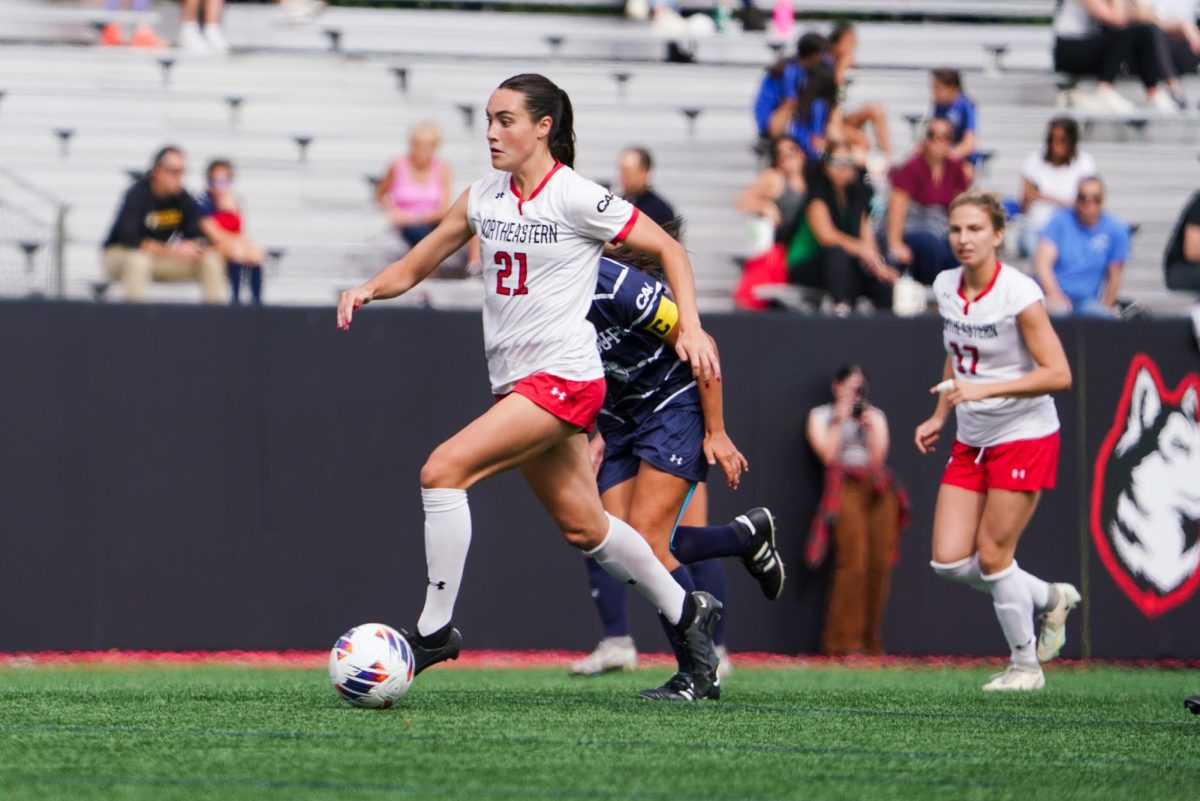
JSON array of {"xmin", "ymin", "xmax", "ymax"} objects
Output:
[
  {"xmin": 1017, "ymin": 117, "xmax": 1097, "ymax": 258},
  {"xmin": 1034, "ymin": 176, "xmax": 1130, "ymax": 318},
  {"xmin": 618, "ymin": 147, "xmax": 676, "ymax": 227},
  {"xmin": 884, "ymin": 117, "xmax": 971, "ymax": 285},
  {"xmin": 1164, "ymin": 190, "xmax": 1200, "ymax": 295}
]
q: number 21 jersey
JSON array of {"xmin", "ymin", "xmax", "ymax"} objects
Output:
[
  {"xmin": 933, "ymin": 263, "xmax": 1059, "ymax": 447},
  {"xmin": 467, "ymin": 163, "xmax": 640, "ymax": 395}
]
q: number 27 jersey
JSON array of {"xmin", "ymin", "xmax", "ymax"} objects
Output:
[
  {"xmin": 933, "ymin": 263, "xmax": 1059, "ymax": 448},
  {"xmin": 467, "ymin": 164, "xmax": 640, "ymax": 395}
]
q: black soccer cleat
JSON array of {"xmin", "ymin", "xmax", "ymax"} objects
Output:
[
  {"xmin": 737, "ymin": 507, "xmax": 786, "ymax": 601},
  {"xmin": 1186, "ymin": 695, "xmax": 1200, "ymax": 715},
  {"xmin": 679, "ymin": 591, "xmax": 723, "ymax": 699},
  {"xmin": 638, "ymin": 671, "xmax": 719, "ymax": 702},
  {"xmin": 401, "ymin": 625, "xmax": 462, "ymax": 676}
]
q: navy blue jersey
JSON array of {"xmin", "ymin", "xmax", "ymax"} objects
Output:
[{"xmin": 589, "ymin": 258, "xmax": 700, "ymax": 429}]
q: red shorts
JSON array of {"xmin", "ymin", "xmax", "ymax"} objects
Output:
[
  {"xmin": 942, "ymin": 431, "xmax": 1060, "ymax": 493},
  {"xmin": 495, "ymin": 372, "xmax": 607, "ymax": 433}
]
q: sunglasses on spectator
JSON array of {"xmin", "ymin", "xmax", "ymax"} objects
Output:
[
  {"xmin": 828, "ymin": 156, "xmax": 856, "ymax": 168},
  {"xmin": 1076, "ymin": 193, "xmax": 1103, "ymax": 203},
  {"xmin": 209, "ymin": 177, "xmax": 233, "ymax": 187}
]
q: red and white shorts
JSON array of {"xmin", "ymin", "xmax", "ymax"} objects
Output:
[
  {"xmin": 942, "ymin": 431, "xmax": 1060, "ymax": 493},
  {"xmin": 495, "ymin": 372, "xmax": 607, "ymax": 433}
]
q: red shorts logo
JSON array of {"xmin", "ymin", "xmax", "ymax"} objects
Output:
[{"xmin": 1090, "ymin": 354, "xmax": 1200, "ymax": 618}]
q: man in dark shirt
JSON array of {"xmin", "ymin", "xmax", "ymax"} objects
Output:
[
  {"xmin": 617, "ymin": 147, "xmax": 677, "ymax": 228},
  {"xmin": 102, "ymin": 145, "xmax": 225, "ymax": 302},
  {"xmin": 1164, "ymin": 190, "xmax": 1200, "ymax": 294}
]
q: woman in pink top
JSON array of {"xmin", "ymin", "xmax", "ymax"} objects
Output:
[{"xmin": 376, "ymin": 122, "xmax": 453, "ymax": 248}]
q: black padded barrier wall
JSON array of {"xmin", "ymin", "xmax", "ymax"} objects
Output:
[{"xmin": 0, "ymin": 302, "xmax": 1195, "ymax": 658}]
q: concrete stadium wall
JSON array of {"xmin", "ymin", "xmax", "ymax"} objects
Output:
[{"xmin": 0, "ymin": 301, "xmax": 1195, "ymax": 659}]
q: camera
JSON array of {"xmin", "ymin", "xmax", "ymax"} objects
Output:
[{"xmin": 851, "ymin": 399, "xmax": 865, "ymax": 420}]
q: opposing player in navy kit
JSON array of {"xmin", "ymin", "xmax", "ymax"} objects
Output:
[
  {"xmin": 915, "ymin": 191, "xmax": 1079, "ymax": 691},
  {"xmin": 573, "ymin": 245, "xmax": 785, "ymax": 700},
  {"xmin": 336, "ymin": 73, "xmax": 726, "ymax": 699}
]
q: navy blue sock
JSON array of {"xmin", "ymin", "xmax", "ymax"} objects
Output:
[
  {"xmin": 584, "ymin": 557, "xmax": 630, "ymax": 638},
  {"xmin": 658, "ymin": 565, "xmax": 696, "ymax": 673},
  {"xmin": 670, "ymin": 522, "xmax": 749, "ymax": 564},
  {"xmin": 227, "ymin": 262, "xmax": 244, "ymax": 303},
  {"xmin": 248, "ymin": 266, "xmax": 263, "ymax": 304},
  {"xmin": 689, "ymin": 559, "xmax": 728, "ymax": 646}
]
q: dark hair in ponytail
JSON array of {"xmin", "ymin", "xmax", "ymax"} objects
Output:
[{"xmin": 497, "ymin": 73, "xmax": 576, "ymax": 168}]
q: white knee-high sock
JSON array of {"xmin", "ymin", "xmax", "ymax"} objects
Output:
[
  {"xmin": 416, "ymin": 488, "xmax": 471, "ymax": 637},
  {"xmin": 586, "ymin": 513, "xmax": 687, "ymax": 625},
  {"xmin": 983, "ymin": 563, "xmax": 1038, "ymax": 666},
  {"xmin": 1015, "ymin": 560, "xmax": 1052, "ymax": 612},
  {"xmin": 930, "ymin": 554, "xmax": 989, "ymax": 593}
]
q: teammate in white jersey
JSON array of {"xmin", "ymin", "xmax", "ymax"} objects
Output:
[
  {"xmin": 335, "ymin": 73, "xmax": 725, "ymax": 698},
  {"xmin": 914, "ymin": 191, "xmax": 1081, "ymax": 692}
]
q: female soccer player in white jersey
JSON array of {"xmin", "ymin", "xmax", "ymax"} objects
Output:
[
  {"xmin": 335, "ymin": 73, "xmax": 725, "ymax": 698},
  {"xmin": 914, "ymin": 191, "xmax": 1081, "ymax": 691}
]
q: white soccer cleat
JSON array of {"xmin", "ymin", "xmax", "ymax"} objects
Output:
[
  {"xmin": 715, "ymin": 645, "xmax": 734, "ymax": 681},
  {"xmin": 569, "ymin": 636, "xmax": 638, "ymax": 676},
  {"xmin": 982, "ymin": 662, "xmax": 1045, "ymax": 692},
  {"xmin": 1037, "ymin": 582, "xmax": 1081, "ymax": 663}
]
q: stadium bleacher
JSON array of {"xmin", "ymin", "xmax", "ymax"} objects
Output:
[{"xmin": 0, "ymin": 0, "xmax": 1196, "ymax": 314}]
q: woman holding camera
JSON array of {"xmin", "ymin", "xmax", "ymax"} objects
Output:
[{"xmin": 806, "ymin": 364, "xmax": 904, "ymax": 655}]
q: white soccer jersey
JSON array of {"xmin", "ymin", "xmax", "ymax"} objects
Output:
[
  {"xmin": 467, "ymin": 164, "xmax": 639, "ymax": 395},
  {"xmin": 933, "ymin": 263, "xmax": 1060, "ymax": 447}
]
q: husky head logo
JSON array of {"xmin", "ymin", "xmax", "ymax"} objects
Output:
[{"xmin": 1090, "ymin": 354, "xmax": 1200, "ymax": 618}]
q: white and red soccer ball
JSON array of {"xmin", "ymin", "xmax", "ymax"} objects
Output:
[{"xmin": 328, "ymin": 623, "xmax": 415, "ymax": 708}]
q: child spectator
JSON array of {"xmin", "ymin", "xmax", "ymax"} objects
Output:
[
  {"xmin": 788, "ymin": 61, "xmax": 839, "ymax": 160},
  {"xmin": 1017, "ymin": 117, "xmax": 1097, "ymax": 258},
  {"xmin": 931, "ymin": 69, "xmax": 978, "ymax": 170},
  {"xmin": 754, "ymin": 32, "xmax": 829, "ymax": 140},
  {"xmin": 198, "ymin": 159, "xmax": 266, "ymax": 305}
]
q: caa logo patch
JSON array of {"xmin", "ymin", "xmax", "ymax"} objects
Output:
[{"xmin": 1090, "ymin": 354, "xmax": 1200, "ymax": 618}]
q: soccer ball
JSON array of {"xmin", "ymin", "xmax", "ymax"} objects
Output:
[{"xmin": 328, "ymin": 623, "xmax": 415, "ymax": 708}]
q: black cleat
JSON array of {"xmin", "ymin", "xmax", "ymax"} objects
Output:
[
  {"xmin": 680, "ymin": 591, "xmax": 723, "ymax": 699},
  {"xmin": 401, "ymin": 625, "xmax": 462, "ymax": 675},
  {"xmin": 737, "ymin": 507, "xmax": 786, "ymax": 601},
  {"xmin": 638, "ymin": 671, "xmax": 719, "ymax": 701},
  {"xmin": 1186, "ymin": 695, "xmax": 1200, "ymax": 715}
]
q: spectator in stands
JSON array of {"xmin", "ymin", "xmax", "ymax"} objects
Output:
[
  {"xmin": 829, "ymin": 23, "xmax": 892, "ymax": 163},
  {"xmin": 1053, "ymin": 0, "xmax": 1176, "ymax": 114},
  {"xmin": 376, "ymin": 122, "xmax": 454, "ymax": 250},
  {"xmin": 1142, "ymin": 0, "xmax": 1200, "ymax": 108},
  {"xmin": 931, "ymin": 69, "xmax": 978, "ymax": 170},
  {"xmin": 788, "ymin": 140, "xmax": 897, "ymax": 315},
  {"xmin": 788, "ymin": 61, "xmax": 839, "ymax": 161},
  {"xmin": 884, "ymin": 117, "xmax": 971, "ymax": 285},
  {"xmin": 1018, "ymin": 116, "xmax": 1097, "ymax": 258},
  {"xmin": 1164, "ymin": 190, "xmax": 1200, "ymax": 294},
  {"xmin": 736, "ymin": 136, "xmax": 807, "ymax": 248},
  {"xmin": 806, "ymin": 364, "xmax": 904, "ymax": 656},
  {"xmin": 756, "ymin": 32, "xmax": 830, "ymax": 140},
  {"xmin": 102, "ymin": 145, "xmax": 225, "ymax": 303},
  {"xmin": 618, "ymin": 147, "xmax": 676, "ymax": 227},
  {"xmin": 97, "ymin": 0, "xmax": 168, "ymax": 48},
  {"xmin": 1034, "ymin": 176, "xmax": 1130, "ymax": 317},
  {"xmin": 179, "ymin": 0, "xmax": 228, "ymax": 54},
  {"xmin": 197, "ymin": 159, "xmax": 266, "ymax": 305}
]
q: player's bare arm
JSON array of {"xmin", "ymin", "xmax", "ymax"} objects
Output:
[
  {"xmin": 620, "ymin": 214, "xmax": 719, "ymax": 383},
  {"xmin": 915, "ymin": 355, "xmax": 954, "ymax": 454},
  {"xmin": 337, "ymin": 189, "xmax": 473, "ymax": 330}
]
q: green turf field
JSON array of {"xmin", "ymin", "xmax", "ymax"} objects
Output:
[{"xmin": 0, "ymin": 662, "xmax": 1197, "ymax": 800}]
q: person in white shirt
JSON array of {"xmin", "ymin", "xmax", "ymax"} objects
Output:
[
  {"xmin": 1018, "ymin": 116, "xmax": 1097, "ymax": 258},
  {"xmin": 336, "ymin": 73, "xmax": 726, "ymax": 700},
  {"xmin": 915, "ymin": 191, "xmax": 1080, "ymax": 692},
  {"xmin": 1142, "ymin": 0, "xmax": 1200, "ymax": 106},
  {"xmin": 1053, "ymin": 0, "xmax": 1176, "ymax": 113}
]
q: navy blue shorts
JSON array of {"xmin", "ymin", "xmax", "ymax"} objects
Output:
[{"xmin": 596, "ymin": 405, "xmax": 709, "ymax": 494}]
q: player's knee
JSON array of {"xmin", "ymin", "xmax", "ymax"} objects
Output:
[
  {"xmin": 975, "ymin": 542, "xmax": 1011, "ymax": 576},
  {"xmin": 420, "ymin": 448, "xmax": 467, "ymax": 489},
  {"xmin": 561, "ymin": 525, "xmax": 601, "ymax": 550}
]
